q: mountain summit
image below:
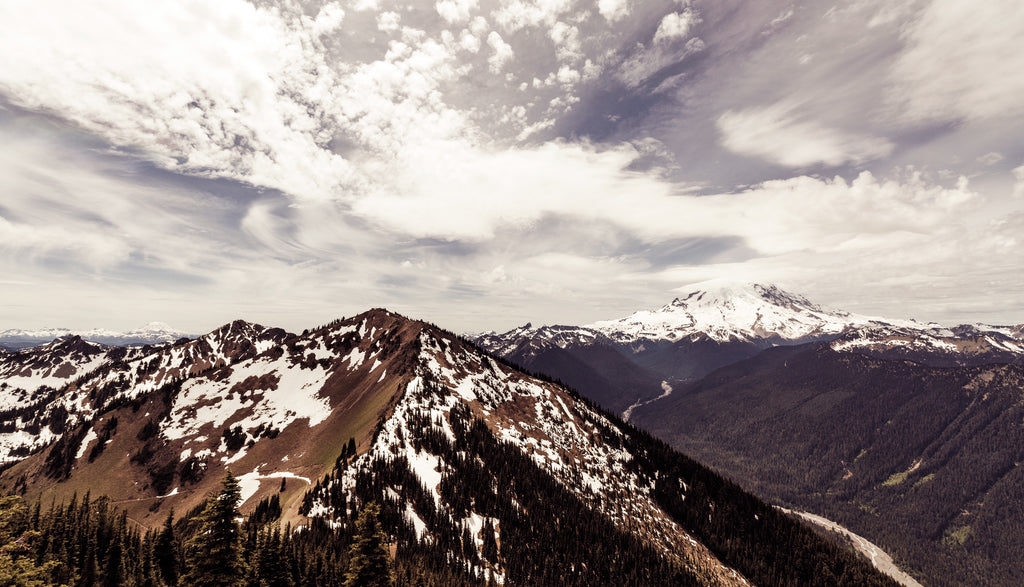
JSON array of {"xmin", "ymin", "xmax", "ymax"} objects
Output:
[
  {"xmin": 588, "ymin": 281, "xmax": 897, "ymax": 345},
  {"xmin": 473, "ymin": 282, "xmax": 1024, "ymax": 413}
]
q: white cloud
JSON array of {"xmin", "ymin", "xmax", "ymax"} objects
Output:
[
  {"xmin": 436, "ymin": 0, "xmax": 478, "ymax": 24},
  {"xmin": 717, "ymin": 102, "xmax": 894, "ymax": 168},
  {"xmin": 494, "ymin": 0, "xmax": 575, "ymax": 32},
  {"xmin": 459, "ymin": 29, "xmax": 482, "ymax": 53},
  {"xmin": 350, "ymin": 133, "xmax": 975, "ymax": 256},
  {"xmin": 487, "ymin": 31, "xmax": 515, "ymax": 73},
  {"xmin": 312, "ymin": 2, "xmax": 346, "ymax": 35},
  {"xmin": 0, "ymin": 0, "xmax": 357, "ymax": 201},
  {"xmin": 653, "ymin": 10, "xmax": 697, "ymax": 44},
  {"xmin": 350, "ymin": 0, "xmax": 379, "ymax": 11},
  {"xmin": 549, "ymin": 21, "xmax": 582, "ymax": 63},
  {"xmin": 598, "ymin": 0, "xmax": 630, "ymax": 23},
  {"xmin": 888, "ymin": 0, "xmax": 1024, "ymax": 123},
  {"xmin": 1014, "ymin": 165, "xmax": 1024, "ymax": 199},
  {"xmin": 376, "ymin": 11, "xmax": 401, "ymax": 31},
  {"xmin": 0, "ymin": 214, "xmax": 130, "ymax": 269}
]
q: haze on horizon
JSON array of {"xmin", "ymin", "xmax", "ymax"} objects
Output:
[{"xmin": 1, "ymin": 0, "xmax": 1022, "ymax": 334}]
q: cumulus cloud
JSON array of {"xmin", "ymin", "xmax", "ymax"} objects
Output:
[
  {"xmin": 598, "ymin": 0, "xmax": 630, "ymax": 23},
  {"xmin": 435, "ymin": 0, "xmax": 478, "ymax": 24},
  {"xmin": 0, "ymin": 0, "xmax": 357, "ymax": 200},
  {"xmin": 494, "ymin": 0, "xmax": 575, "ymax": 32},
  {"xmin": 717, "ymin": 101, "xmax": 894, "ymax": 168},
  {"xmin": 486, "ymin": 31, "xmax": 515, "ymax": 73},
  {"xmin": 654, "ymin": 10, "xmax": 697, "ymax": 44}
]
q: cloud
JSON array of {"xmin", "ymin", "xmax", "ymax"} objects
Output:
[
  {"xmin": 654, "ymin": 10, "xmax": 697, "ymax": 44},
  {"xmin": 435, "ymin": 0, "xmax": 478, "ymax": 24},
  {"xmin": 2, "ymin": 0, "xmax": 1023, "ymax": 333},
  {"xmin": 888, "ymin": 0, "xmax": 1024, "ymax": 123},
  {"xmin": 1014, "ymin": 165, "xmax": 1024, "ymax": 199},
  {"xmin": 717, "ymin": 101, "xmax": 894, "ymax": 168},
  {"xmin": 494, "ymin": 0, "xmax": 575, "ymax": 32},
  {"xmin": 598, "ymin": 0, "xmax": 630, "ymax": 23},
  {"xmin": 376, "ymin": 11, "xmax": 401, "ymax": 31},
  {"xmin": 616, "ymin": 37, "xmax": 705, "ymax": 88},
  {"xmin": 486, "ymin": 31, "xmax": 515, "ymax": 73},
  {"xmin": 312, "ymin": 2, "xmax": 346, "ymax": 34},
  {"xmin": 549, "ymin": 21, "xmax": 583, "ymax": 63},
  {"xmin": 0, "ymin": 0, "xmax": 357, "ymax": 201}
]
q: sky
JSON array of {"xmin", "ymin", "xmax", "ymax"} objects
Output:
[{"xmin": 1, "ymin": 0, "xmax": 1023, "ymax": 334}]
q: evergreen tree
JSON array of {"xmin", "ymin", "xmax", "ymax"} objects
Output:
[
  {"xmin": 182, "ymin": 471, "xmax": 246, "ymax": 587},
  {"xmin": 0, "ymin": 495, "xmax": 53, "ymax": 586},
  {"xmin": 155, "ymin": 509, "xmax": 179, "ymax": 586},
  {"xmin": 253, "ymin": 527, "xmax": 294, "ymax": 587},
  {"xmin": 344, "ymin": 502, "xmax": 393, "ymax": 587}
]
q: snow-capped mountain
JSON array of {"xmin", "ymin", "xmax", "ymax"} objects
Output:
[
  {"xmin": 474, "ymin": 323, "xmax": 606, "ymax": 357},
  {"xmin": 829, "ymin": 322, "xmax": 1024, "ymax": 366},
  {"xmin": 588, "ymin": 281, "xmax": 922, "ymax": 345},
  {"xmin": 472, "ymin": 282, "xmax": 1024, "ymax": 417},
  {"xmin": 0, "ymin": 309, "xmax": 894, "ymax": 587},
  {"xmin": 0, "ymin": 321, "xmax": 190, "ymax": 350}
]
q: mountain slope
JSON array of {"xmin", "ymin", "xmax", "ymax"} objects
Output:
[
  {"xmin": 630, "ymin": 342, "xmax": 1024, "ymax": 586},
  {"xmin": 0, "ymin": 309, "xmax": 896, "ymax": 586}
]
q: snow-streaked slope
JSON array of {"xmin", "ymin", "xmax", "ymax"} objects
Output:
[
  {"xmin": 306, "ymin": 324, "xmax": 749, "ymax": 586},
  {"xmin": 0, "ymin": 320, "xmax": 290, "ymax": 464},
  {"xmin": 0, "ymin": 337, "xmax": 114, "ymax": 411},
  {"xmin": 474, "ymin": 323, "xmax": 607, "ymax": 356},
  {"xmin": 829, "ymin": 323, "xmax": 1024, "ymax": 362}
]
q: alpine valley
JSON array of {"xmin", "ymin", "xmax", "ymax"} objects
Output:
[
  {"xmin": 474, "ymin": 282, "xmax": 1024, "ymax": 587},
  {"xmin": 0, "ymin": 308, "xmax": 897, "ymax": 586}
]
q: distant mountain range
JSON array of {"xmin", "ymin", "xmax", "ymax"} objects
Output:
[
  {"xmin": 475, "ymin": 282, "xmax": 1023, "ymax": 415},
  {"xmin": 0, "ymin": 321, "xmax": 190, "ymax": 350},
  {"xmin": 472, "ymin": 282, "xmax": 1024, "ymax": 586},
  {"xmin": 0, "ymin": 310, "xmax": 894, "ymax": 587}
]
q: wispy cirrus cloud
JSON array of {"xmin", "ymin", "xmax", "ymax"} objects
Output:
[
  {"xmin": 717, "ymin": 100, "xmax": 894, "ymax": 168},
  {"xmin": 0, "ymin": 0, "xmax": 1023, "ymax": 334}
]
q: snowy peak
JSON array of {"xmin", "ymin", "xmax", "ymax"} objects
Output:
[
  {"xmin": 589, "ymin": 282, "xmax": 863, "ymax": 344},
  {"xmin": 829, "ymin": 323, "xmax": 1024, "ymax": 365},
  {"xmin": 0, "ymin": 322, "xmax": 191, "ymax": 350},
  {"xmin": 0, "ymin": 335, "xmax": 114, "ymax": 411},
  {"xmin": 474, "ymin": 323, "xmax": 605, "ymax": 357},
  {"xmin": 193, "ymin": 319, "xmax": 291, "ymax": 363}
]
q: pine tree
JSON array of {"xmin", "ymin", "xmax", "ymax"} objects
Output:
[
  {"xmin": 253, "ymin": 527, "xmax": 294, "ymax": 587},
  {"xmin": 344, "ymin": 502, "xmax": 393, "ymax": 587},
  {"xmin": 155, "ymin": 508, "xmax": 179, "ymax": 586},
  {"xmin": 0, "ymin": 495, "xmax": 54, "ymax": 586},
  {"xmin": 182, "ymin": 471, "xmax": 246, "ymax": 587}
]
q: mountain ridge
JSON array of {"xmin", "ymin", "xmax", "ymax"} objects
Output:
[
  {"xmin": 0, "ymin": 307, "xmax": 897, "ymax": 586},
  {"xmin": 0, "ymin": 321, "xmax": 192, "ymax": 350}
]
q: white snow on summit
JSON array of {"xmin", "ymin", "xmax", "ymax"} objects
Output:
[{"xmin": 587, "ymin": 281, "xmax": 921, "ymax": 344}]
